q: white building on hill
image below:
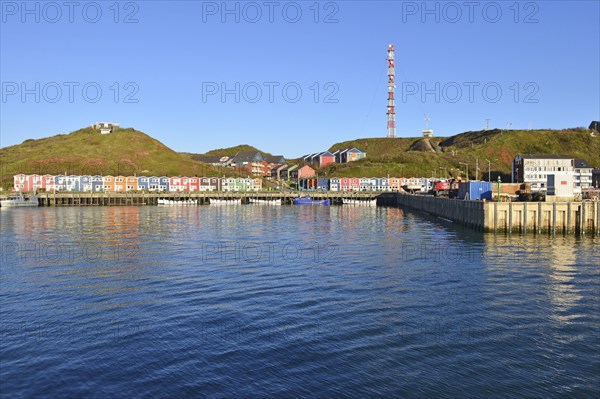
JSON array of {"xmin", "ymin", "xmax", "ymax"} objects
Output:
[{"xmin": 92, "ymin": 122, "xmax": 120, "ymax": 134}]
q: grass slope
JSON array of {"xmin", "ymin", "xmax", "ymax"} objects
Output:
[
  {"xmin": 205, "ymin": 145, "xmax": 272, "ymax": 157},
  {"xmin": 0, "ymin": 127, "xmax": 228, "ymax": 189},
  {"xmin": 2, "ymin": 126, "xmax": 597, "ymax": 188},
  {"xmin": 320, "ymin": 128, "xmax": 599, "ymax": 179},
  {"xmin": 182, "ymin": 145, "xmax": 274, "ymax": 162}
]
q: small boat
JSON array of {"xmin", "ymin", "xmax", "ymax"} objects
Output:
[
  {"xmin": 1, "ymin": 193, "xmax": 39, "ymax": 207},
  {"xmin": 158, "ymin": 199, "xmax": 196, "ymax": 205},
  {"xmin": 210, "ymin": 198, "xmax": 242, "ymax": 205},
  {"xmin": 342, "ymin": 198, "xmax": 377, "ymax": 206},
  {"xmin": 293, "ymin": 197, "xmax": 331, "ymax": 205},
  {"xmin": 248, "ymin": 198, "xmax": 282, "ymax": 205}
]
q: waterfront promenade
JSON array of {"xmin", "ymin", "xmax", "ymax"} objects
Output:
[{"xmin": 0, "ymin": 191, "xmax": 379, "ymax": 207}]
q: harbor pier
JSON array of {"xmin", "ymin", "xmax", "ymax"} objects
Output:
[
  {"xmin": 0, "ymin": 191, "xmax": 379, "ymax": 207},
  {"xmin": 379, "ymin": 193, "xmax": 599, "ymax": 236}
]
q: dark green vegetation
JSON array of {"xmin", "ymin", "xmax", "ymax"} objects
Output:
[
  {"xmin": 204, "ymin": 145, "xmax": 272, "ymax": 157},
  {"xmin": 320, "ymin": 128, "xmax": 599, "ymax": 179}
]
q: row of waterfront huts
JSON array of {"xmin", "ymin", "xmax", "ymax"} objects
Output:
[
  {"xmin": 298, "ymin": 177, "xmax": 428, "ymax": 192},
  {"xmin": 13, "ymin": 174, "xmax": 263, "ymax": 192},
  {"xmin": 14, "ymin": 174, "xmax": 437, "ymax": 193}
]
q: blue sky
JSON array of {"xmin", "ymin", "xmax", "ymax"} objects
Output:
[{"xmin": 1, "ymin": 0, "xmax": 598, "ymax": 157}]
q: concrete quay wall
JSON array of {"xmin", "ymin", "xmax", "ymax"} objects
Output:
[{"xmin": 379, "ymin": 193, "xmax": 599, "ymax": 235}]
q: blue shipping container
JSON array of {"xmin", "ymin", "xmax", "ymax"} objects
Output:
[{"xmin": 458, "ymin": 181, "xmax": 493, "ymax": 200}]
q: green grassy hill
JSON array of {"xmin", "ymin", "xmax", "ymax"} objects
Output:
[
  {"xmin": 328, "ymin": 137, "xmax": 444, "ymax": 158},
  {"xmin": 182, "ymin": 144, "xmax": 274, "ymax": 163},
  {"xmin": 0, "ymin": 127, "xmax": 228, "ymax": 189},
  {"xmin": 2, "ymin": 126, "xmax": 597, "ymax": 189},
  {"xmin": 319, "ymin": 128, "xmax": 599, "ymax": 179},
  {"xmin": 204, "ymin": 145, "xmax": 272, "ymax": 157}
]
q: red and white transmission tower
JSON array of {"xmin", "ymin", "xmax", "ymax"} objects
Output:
[{"xmin": 386, "ymin": 44, "xmax": 396, "ymax": 138}]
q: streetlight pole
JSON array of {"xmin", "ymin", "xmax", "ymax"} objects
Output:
[
  {"xmin": 484, "ymin": 159, "xmax": 491, "ymax": 182},
  {"xmin": 459, "ymin": 162, "xmax": 469, "ymax": 182},
  {"xmin": 497, "ymin": 176, "xmax": 501, "ymax": 202}
]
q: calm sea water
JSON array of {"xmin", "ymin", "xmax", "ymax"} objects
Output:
[{"xmin": 1, "ymin": 206, "xmax": 598, "ymax": 398}]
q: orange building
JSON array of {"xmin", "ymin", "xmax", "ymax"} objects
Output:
[
  {"xmin": 103, "ymin": 176, "xmax": 115, "ymax": 192},
  {"xmin": 125, "ymin": 176, "xmax": 138, "ymax": 191},
  {"xmin": 114, "ymin": 176, "xmax": 126, "ymax": 192},
  {"xmin": 389, "ymin": 178, "xmax": 402, "ymax": 191}
]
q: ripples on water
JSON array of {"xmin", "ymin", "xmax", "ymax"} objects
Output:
[{"xmin": 1, "ymin": 206, "xmax": 598, "ymax": 398}]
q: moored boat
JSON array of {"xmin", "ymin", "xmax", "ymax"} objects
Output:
[
  {"xmin": 342, "ymin": 198, "xmax": 377, "ymax": 206},
  {"xmin": 248, "ymin": 198, "xmax": 282, "ymax": 205},
  {"xmin": 293, "ymin": 197, "xmax": 331, "ymax": 205},
  {"xmin": 0, "ymin": 193, "xmax": 39, "ymax": 207},
  {"xmin": 158, "ymin": 199, "xmax": 196, "ymax": 205},
  {"xmin": 210, "ymin": 198, "xmax": 242, "ymax": 205}
]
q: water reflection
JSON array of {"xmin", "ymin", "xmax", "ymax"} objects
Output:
[
  {"xmin": 482, "ymin": 234, "xmax": 596, "ymax": 328},
  {"xmin": 545, "ymin": 241, "xmax": 583, "ymax": 323},
  {"xmin": 1, "ymin": 206, "xmax": 599, "ymax": 397},
  {"xmin": 2, "ymin": 208, "xmax": 153, "ymax": 312}
]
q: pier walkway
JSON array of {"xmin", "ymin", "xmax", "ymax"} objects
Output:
[{"xmin": 1, "ymin": 191, "xmax": 378, "ymax": 207}]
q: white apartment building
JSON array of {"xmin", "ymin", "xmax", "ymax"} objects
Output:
[
  {"xmin": 512, "ymin": 154, "xmax": 575, "ymax": 192},
  {"xmin": 574, "ymin": 159, "xmax": 594, "ymax": 192}
]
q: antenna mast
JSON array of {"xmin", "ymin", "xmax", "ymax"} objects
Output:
[
  {"xmin": 423, "ymin": 114, "xmax": 433, "ymax": 138},
  {"xmin": 386, "ymin": 44, "xmax": 396, "ymax": 138}
]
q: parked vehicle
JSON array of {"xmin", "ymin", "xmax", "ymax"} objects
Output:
[
  {"xmin": 448, "ymin": 179, "xmax": 460, "ymax": 199},
  {"xmin": 430, "ymin": 180, "xmax": 450, "ymax": 197}
]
